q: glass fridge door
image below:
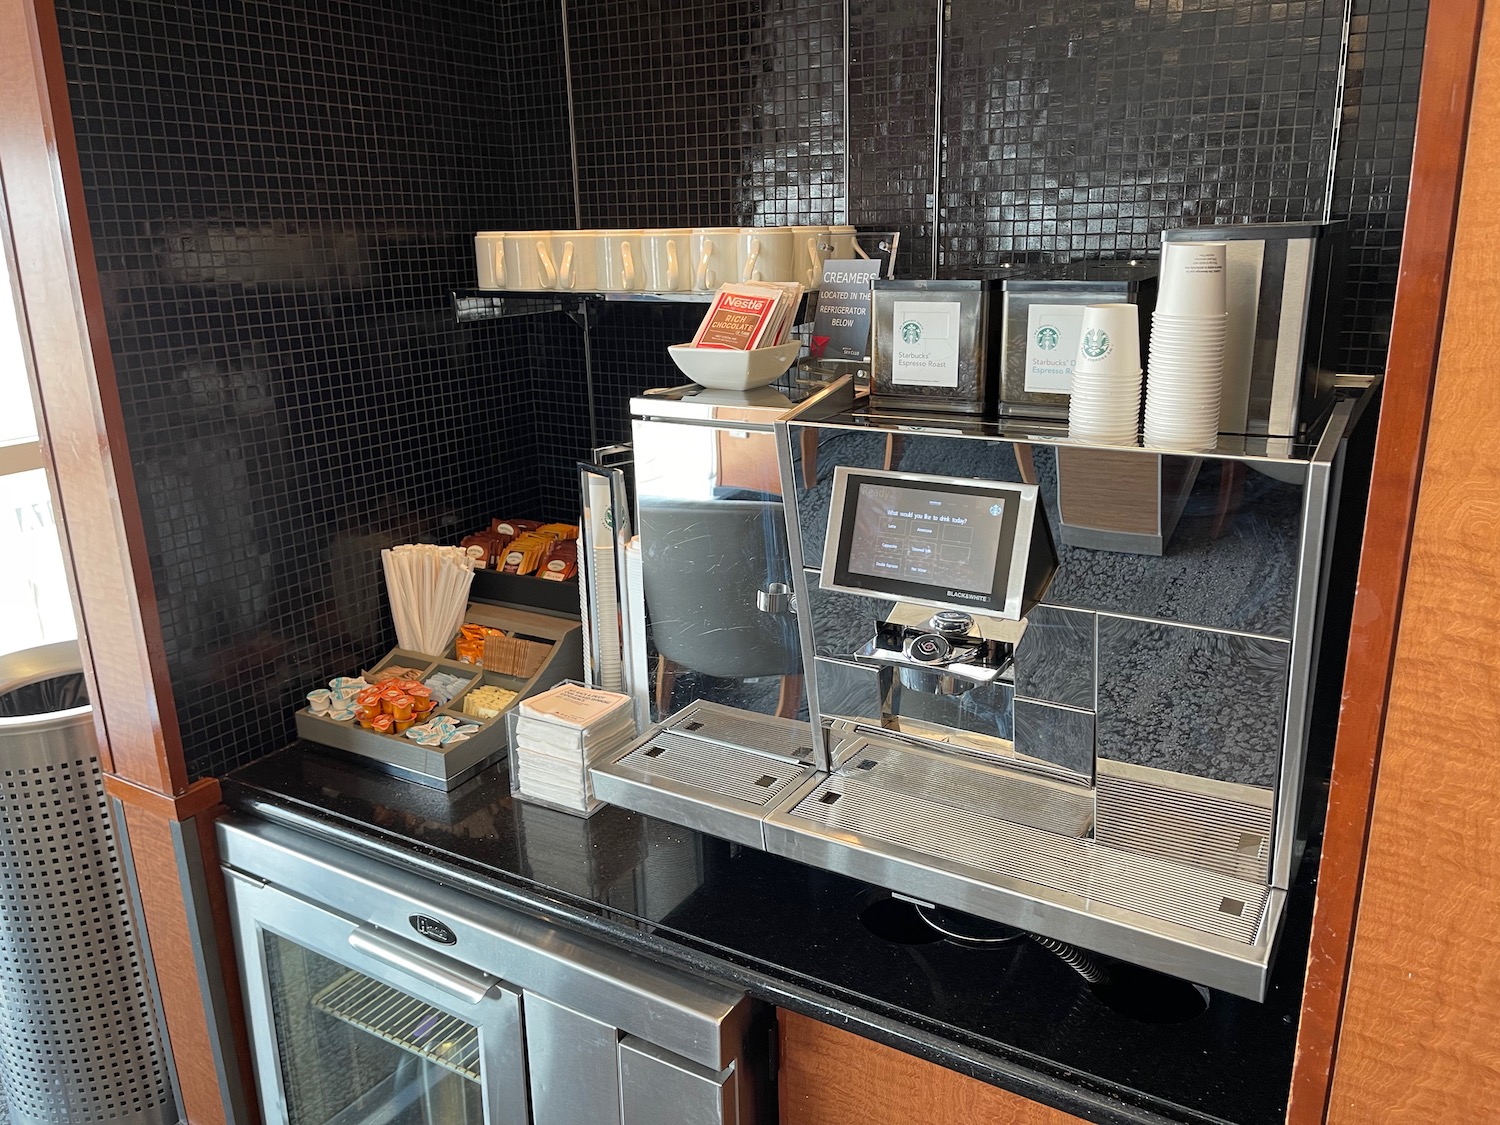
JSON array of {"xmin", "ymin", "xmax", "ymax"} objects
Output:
[{"xmin": 228, "ymin": 873, "xmax": 527, "ymax": 1125}]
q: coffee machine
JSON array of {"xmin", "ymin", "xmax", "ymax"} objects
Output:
[{"xmin": 593, "ymin": 375, "xmax": 1368, "ymax": 1000}]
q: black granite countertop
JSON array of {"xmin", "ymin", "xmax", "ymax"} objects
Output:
[{"xmin": 224, "ymin": 744, "xmax": 1313, "ymax": 1125}]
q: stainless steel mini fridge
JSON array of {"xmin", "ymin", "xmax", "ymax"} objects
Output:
[{"xmin": 221, "ymin": 816, "xmax": 768, "ymax": 1125}]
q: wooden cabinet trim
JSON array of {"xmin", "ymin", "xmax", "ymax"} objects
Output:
[
  {"xmin": 1286, "ymin": 3, "xmax": 1485, "ymax": 1122},
  {"xmin": 778, "ymin": 1009, "xmax": 1092, "ymax": 1125}
]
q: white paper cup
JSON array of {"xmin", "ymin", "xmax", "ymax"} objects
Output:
[
  {"xmin": 1157, "ymin": 241, "xmax": 1228, "ymax": 317},
  {"xmin": 1073, "ymin": 304, "xmax": 1142, "ymax": 375}
]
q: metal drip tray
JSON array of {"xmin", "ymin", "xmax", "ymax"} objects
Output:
[
  {"xmin": 663, "ymin": 699, "xmax": 819, "ymax": 762},
  {"xmin": 591, "ymin": 705, "xmax": 821, "ymax": 848},
  {"xmin": 763, "ymin": 738, "xmax": 1281, "ymax": 997},
  {"xmin": 830, "ymin": 736, "xmax": 1094, "ymax": 838},
  {"xmin": 312, "ymin": 971, "xmax": 481, "ymax": 1082}
]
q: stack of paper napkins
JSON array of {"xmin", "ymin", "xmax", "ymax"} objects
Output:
[{"xmin": 512, "ymin": 683, "xmax": 635, "ymax": 814}]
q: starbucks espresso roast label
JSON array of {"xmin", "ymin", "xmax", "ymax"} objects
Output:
[{"xmin": 1024, "ymin": 304, "xmax": 1086, "ymax": 394}]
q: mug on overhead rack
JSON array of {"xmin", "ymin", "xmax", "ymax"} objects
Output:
[
  {"xmin": 598, "ymin": 229, "xmax": 645, "ymax": 292},
  {"xmin": 797, "ymin": 226, "xmax": 837, "ymax": 288},
  {"xmin": 642, "ymin": 229, "xmax": 691, "ymax": 292},
  {"xmin": 738, "ymin": 227, "xmax": 795, "ymax": 283},
  {"xmin": 508, "ymin": 230, "xmax": 559, "ymax": 290},
  {"xmin": 692, "ymin": 227, "xmax": 741, "ymax": 291},
  {"xmin": 554, "ymin": 230, "xmax": 601, "ymax": 291},
  {"xmin": 475, "ymin": 232, "xmax": 507, "ymax": 289}
]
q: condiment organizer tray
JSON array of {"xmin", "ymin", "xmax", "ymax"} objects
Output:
[
  {"xmin": 295, "ymin": 650, "xmax": 517, "ymax": 790},
  {"xmin": 296, "ymin": 603, "xmax": 583, "ymax": 789}
]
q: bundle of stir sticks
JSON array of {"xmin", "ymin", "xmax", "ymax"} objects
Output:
[{"xmin": 381, "ymin": 543, "xmax": 481, "ymax": 655}]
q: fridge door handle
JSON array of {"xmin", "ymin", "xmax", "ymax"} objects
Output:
[{"xmin": 348, "ymin": 925, "xmax": 499, "ymax": 1004}]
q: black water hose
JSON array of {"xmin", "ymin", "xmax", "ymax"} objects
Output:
[{"xmin": 1028, "ymin": 934, "xmax": 1108, "ymax": 984}]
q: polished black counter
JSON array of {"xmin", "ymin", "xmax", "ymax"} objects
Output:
[{"xmin": 224, "ymin": 744, "xmax": 1313, "ymax": 1125}]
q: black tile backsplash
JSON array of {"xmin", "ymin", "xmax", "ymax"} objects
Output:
[
  {"xmin": 1332, "ymin": 1, "xmax": 1427, "ymax": 374},
  {"xmin": 848, "ymin": 0, "xmax": 939, "ymax": 273},
  {"xmin": 938, "ymin": 0, "xmax": 1344, "ymax": 267},
  {"xmin": 56, "ymin": 0, "xmax": 1424, "ymax": 776},
  {"xmin": 57, "ymin": 0, "xmax": 538, "ymax": 778}
]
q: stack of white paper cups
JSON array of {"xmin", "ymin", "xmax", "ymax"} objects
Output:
[
  {"xmin": 1145, "ymin": 241, "xmax": 1228, "ymax": 450},
  {"xmin": 1067, "ymin": 303, "xmax": 1143, "ymax": 445}
]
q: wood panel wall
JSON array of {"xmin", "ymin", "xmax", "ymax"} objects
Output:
[
  {"xmin": 1285, "ymin": 3, "xmax": 1484, "ymax": 1122},
  {"xmin": 1323, "ymin": 6, "xmax": 1500, "ymax": 1121},
  {"xmin": 778, "ymin": 1010, "xmax": 1090, "ymax": 1125}
]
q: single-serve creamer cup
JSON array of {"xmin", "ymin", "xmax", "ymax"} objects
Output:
[
  {"xmin": 1157, "ymin": 241, "xmax": 1228, "ymax": 317},
  {"xmin": 1072, "ymin": 304, "xmax": 1141, "ymax": 375}
]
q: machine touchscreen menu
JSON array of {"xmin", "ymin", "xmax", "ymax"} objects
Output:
[
  {"xmin": 822, "ymin": 467, "xmax": 1035, "ymax": 617},
  {"xmin": 846, "ymin": 483, "xmax": 1003, "ymax": 595}
]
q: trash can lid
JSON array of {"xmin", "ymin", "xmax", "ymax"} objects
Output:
[{"xmin": 0, "ymin": 642, "xmax": 89, "ymax": 717}]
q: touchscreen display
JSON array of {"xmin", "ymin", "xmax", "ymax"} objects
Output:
[{"xmin": 845, "ymin": 482, "xmax": 1005, "ymax": 595}]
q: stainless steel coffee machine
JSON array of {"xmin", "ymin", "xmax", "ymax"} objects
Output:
[{"xmin": 594, "ymin": 375, "xmax": 1368, "ymax": 1000}]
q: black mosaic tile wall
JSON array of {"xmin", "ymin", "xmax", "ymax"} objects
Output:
[
  {"xmin": 937, "ymin": 0, "xmax": 1344, "ymax": 267},
  {"xmin": 499, "ymin": 0, "xmax": 576, "ymax": 229},
  {"xmin": 54, "ymin": 0, "xmax": 1425, "ymax": 778},
  {"xmin": 847, "ymin": 1, "xmax": 940, "ymax": 273},
  {"xmin": 533, "ymin": 0, "xmax": 1422, "ymax": 381},
  {"xmin": 564, "ymin": 0, "xmax": 845, "ymax": 228},
  {"xmin": 518, "ymin": 0, "xmax": 1423, "ymax": 510},
  {"xmin": 1331, "ymin": 0, "xmax": 1427, "ymax": 374},
  {"xmin": 56, "ymin": 0, "xmax": 538, "ymax": 779}
]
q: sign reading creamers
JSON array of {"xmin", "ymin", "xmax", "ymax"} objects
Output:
[{"xmin": 810, "ymin": 258, "xmax": 882, "ymax": 361}]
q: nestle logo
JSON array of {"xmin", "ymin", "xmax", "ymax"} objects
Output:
[
  {"xmin": 409, "ymin": 914, "xmax": 457, "ymax": 945},
  {"xmin": 721, "ymin": 296, "xmax": 762, "ymax": 310}
]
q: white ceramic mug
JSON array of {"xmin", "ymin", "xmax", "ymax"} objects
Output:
[
  {"xmin": 554, "ymin": 230, "xmax": 601, "ymax": 291},
  {"xmin": 826, "ymin": 224, "xmax": 865, "ymax": 261},
  {"xmin": 475, "ymin": 232, "xmax": 507, "ymax": 289},
  {"xmin": 598, "ymin": 229, "xmax": 645, "ymax": 291},
  {"xmin": 508, "ymin": 230, "xmax": 558, "ymax": 290},
  {"xmin": 796, "ymin": 225, "xmax": 837, "ymax": 287},
  {"xmin": 692, "ymin": 227, "xmax": 741, "ymax": 291},
  {"xmin": 738, "ymin": 227, "xmax": 796, "ymax": 283},
  {"xmin": 642, "ymin": 229, "xmax": 691, "ymax": 291}
]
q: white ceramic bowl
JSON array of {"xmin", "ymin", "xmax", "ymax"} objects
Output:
[{"xmin": 667, "ymin": 340, "xmax": 803, "ymax": 390}]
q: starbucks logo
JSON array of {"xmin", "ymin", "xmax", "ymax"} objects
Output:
[
  {"xmin": 602, "ymin": 506, "xmax": 615, "ymax": 531},
  {"xmin": 1080, "ymin": 328, "xmax": 1111, "ymax": 360},
  {"xmin": 1034, "ymin": 325, "xmax": 1060, "ymax": 351},
  {"xmin": 900, "ymin": 320, "xmax": 923, "ymax": 344}
]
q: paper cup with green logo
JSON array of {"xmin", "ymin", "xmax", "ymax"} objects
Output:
[{"xmin": 1072, "ymin": 304, "xmax": 1141, "ymax": 376}]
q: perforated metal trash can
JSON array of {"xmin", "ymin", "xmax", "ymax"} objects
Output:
[{"xmin": 0, "ymin": 644, "xmax": 176, "ymax": 1125}]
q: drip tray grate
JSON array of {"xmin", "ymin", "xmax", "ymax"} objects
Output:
[
  {"xmin": 663, "ymin": 700, "xmax": 818, "ymax": 762},
  {"xmin": 312, "ymin": 970, "xmax": 481, "ymax": 1082},
  {"xmin": 616, "ymin": 731, "xmax": 810, "ymax": 807},
  {"xmin": 785, "ymin": 775, "xmax": 1268, "ymax": 944}
]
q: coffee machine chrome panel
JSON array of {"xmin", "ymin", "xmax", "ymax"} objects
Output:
[{"xmin": 593, "ymin": 372, "xmax": 1371, "ymax": 1001}]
